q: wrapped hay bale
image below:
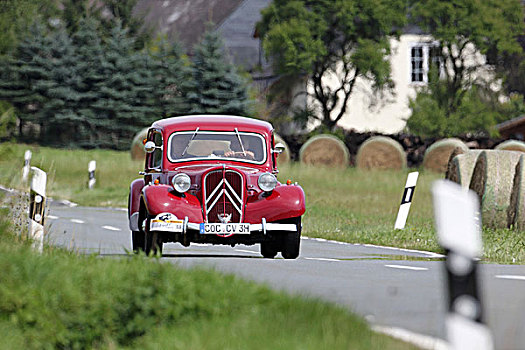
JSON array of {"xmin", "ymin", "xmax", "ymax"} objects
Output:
[
  {"xmin": 469, "ymin": 150, "xmax": 522, "ymax": 229},
  {"xmin": 355, "ymin": 136, "xmax": 406, "ymax": 170},
  {"xmin": 507, "ymin": 154, "xmax": 525, "ymax": 229},
  {"xmin": 444, "ymin": 147, "xmax": 467, "ymax": 179},
  {"xmin": 423, "ymin": 138, "xmax": 469, "ymax": 173},
  {"xmin": 299, "ymin": 134, "xmax": 349, "ymax": 167},
  {"xmin": 495, "ymin": 140, "xmax": 525, "ymax": 153},
  {"xmin": 274, "ymin": 133, "xmax": 291, "ymax": 165},
  {"xmin": 130, "ymin": 127, "xmax": 149, "ymax": 160},
  {"xmin": 445, "ymin": 150, "xmax": 482, "ymax": 188}
]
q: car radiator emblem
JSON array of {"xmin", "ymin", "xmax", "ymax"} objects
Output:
[{"xmin": 218, "ymin": 213, "xmax": 232, "ymax": 223}]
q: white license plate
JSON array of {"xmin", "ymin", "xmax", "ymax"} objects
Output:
[
  {"xmin": 150, "ymin": 219, "xmax": 184, "ymax": 232},
  {"xmin": 199, "ymin": 223, "xmax": 251, "ymax": 235}
]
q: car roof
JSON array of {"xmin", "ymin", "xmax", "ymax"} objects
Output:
[{"xmin": 152, "ymin": 115, "xmax": 273, "ymax": 135}]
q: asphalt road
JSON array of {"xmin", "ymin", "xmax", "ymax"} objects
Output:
[{"xmin": 45, "ymin": 203, "xmax": 525, "ymax": 350}]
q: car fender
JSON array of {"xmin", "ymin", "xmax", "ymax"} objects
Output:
[
  {"xmin": 142, "ymin": 184, "xmax": 204, "ymax": 223},
  {"xmin": 129, "ymin": 179, "xmax": 145, "ymax": 231},
  {"xmin": 244, "ymin": 185, "xmax": 306, "ymax": 223}
]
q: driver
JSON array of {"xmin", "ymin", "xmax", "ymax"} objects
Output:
[{"xmin": 225, "ymin": 136, "xmax": 255, "ymax": 160}]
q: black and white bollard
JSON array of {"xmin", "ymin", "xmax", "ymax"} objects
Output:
[
  {"xmin": 394, "ymin": 171, "xmax": 419, "ymax": 229},
  {"xmin": 432, "ymin": 180, "xmax": 493, "ymax": 350},
  {"xmin": 29, "ymin": 167, "xmax": 46, "ymax": 253},
  {"xmin": 22, "ymin": 150, "xmax": 32, "ymax": 182},
  {"xmin": 88, "ymin": 160, "xmax": 96, "ymax": 189}
]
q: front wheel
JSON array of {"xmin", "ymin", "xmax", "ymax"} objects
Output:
[
  {"xmin": 281, "ymin": 217, "xmax": 301, "ymax": 259},
  {"xmin": 132, "ymin": 230, "xmax": 145, "ymax": 252},
  {"xmin": 260, "ymin": 241, "xmax": 279, "ymax": 259}
]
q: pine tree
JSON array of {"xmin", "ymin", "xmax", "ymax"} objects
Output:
[
  {"xmin": 0, "ymin": 22, "xmax": 54, "ymax": 141},
  {"xmin": 92, "ymin": 21, "xmax": 157, "ymax": 149},
  {"xmin": 149, "ymin": 37, "xmax": 191, "ymax": 118},
  {"xmin": 188, "ymin": 28, "xmax": 250, "ymax": 116}
]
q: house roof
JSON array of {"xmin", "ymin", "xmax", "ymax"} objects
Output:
[
  {"xmin": 496, "ymin": 114, "xmax": 525, "ymax": 133},
  {"xmin": 133, "ymin": 0, "xmax": 244, "ymax": 50}
]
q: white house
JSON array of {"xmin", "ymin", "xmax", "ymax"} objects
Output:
[{"xmin": 305, "ymin": 30, "xmax": 492, "ymax": 134}]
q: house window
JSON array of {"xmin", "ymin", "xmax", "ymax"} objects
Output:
[{"xmin": 410, "ymin": 43, "xmax": 442, "ymax": 83}]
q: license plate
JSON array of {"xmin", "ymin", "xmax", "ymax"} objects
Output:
[
  {"xmin": 199, "ymin": 223, "xmax": 251, "ymax": 235},
  {"xmin": 150, "ymin": 219, "xmax": 184, "ymax": 232}
]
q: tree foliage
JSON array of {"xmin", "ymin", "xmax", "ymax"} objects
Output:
[
  {"xmin": 187, "ymin": 28, "xmax": 250, "ymax": 116},
  {"xmin": 407, "ymin": 0, "xmax": 525, "ymax": 137},
  {"xmin": 257, "ymin": 0, "xmax": 406, "ymax": 129}
]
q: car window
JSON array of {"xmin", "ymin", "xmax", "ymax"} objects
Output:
[
  {"xmin": 168, "ymin": 131, "xmax": 266, "ymax": 164},
  {"xmin": 147, "ymin": 131, "xmax": 163, "ymax": 169}
]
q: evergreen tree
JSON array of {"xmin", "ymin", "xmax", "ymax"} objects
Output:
[
  {"xmin": 188, "ymin": 29, "xmax": 250, "ymax": 116},
  {"xmin": 149, "ymin": 37, "xmax": 191, "ymax": 118},
  {"xmin": 71, "ymin": 18, "xmax": 107, "ymax": 147},
  {"xmin": 92, "ymin": 21, "xmax": 157, "ymax": 149},
  {"xmin": 0, "ymin": 23, "xmax": 54, "ymax": 141}
]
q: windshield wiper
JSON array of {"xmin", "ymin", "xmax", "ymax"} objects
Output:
[
  {"xmin": 234, "ymin": 128, "xmax": 246, "ymax": 156},
  {"xmin": 181, "ymin": 127, "xmax": 199, "ymax": 157}
]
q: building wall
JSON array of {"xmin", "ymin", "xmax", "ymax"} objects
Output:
[{"xmin": 305, "ymin": 34, "xmax": 492, "ymax": 134}]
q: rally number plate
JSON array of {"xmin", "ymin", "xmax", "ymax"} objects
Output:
[
  {"xmin": 150, "ymin": 219, "xmax": 184, "ymax": 232},
  {"xmin": 199, "ymin": 223, "xmax": 251, "ymax": 235}
]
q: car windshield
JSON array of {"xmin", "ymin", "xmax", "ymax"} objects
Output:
[{"xmin": 168, "ymin": 131, "xmax": 266, "ymax": 164}]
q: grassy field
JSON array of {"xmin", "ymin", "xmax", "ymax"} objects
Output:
[
  {"xmin": 0, "ymin": 142, "xmax": 523, "ymax": 264},
  {"xmin": 0, "ymin": 206, "xmax": 415, "ymax": 350}
]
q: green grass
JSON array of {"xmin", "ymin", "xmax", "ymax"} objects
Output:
[
  {"xmin": 0, "ymin": 142, "xmax": 523, "ymax": 264},
  {"xmin": 0, "ymin": 207, "xmax": 415, "ymax": 350}
]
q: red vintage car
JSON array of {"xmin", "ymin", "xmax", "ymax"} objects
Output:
[{"xmin": 128, "ymin": 115, "xmax": 306, "ymax": 259}]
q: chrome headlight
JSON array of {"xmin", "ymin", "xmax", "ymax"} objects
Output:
[
  {"xmin": 172, "ymin": 173, "xmax": 191, "ymax": 193},
  {"xmin": 258, "ymin": 173, "xmax": 278, "ymax": 192}
]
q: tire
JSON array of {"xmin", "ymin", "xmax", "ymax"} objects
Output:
[
  {"xmin": 281, "ymin": 217, "xmax": 301, "ymax": 259},
  {"xmin": 260, "ymin": 241, "xmax": 279, "ymax": 259},
  {"xmin": 132, "ymin": 230, "xmax": 145, "ymax": 252},
  {"xmin": 144, "ymin": 216, "xmax": 163, "ymax": 256}
]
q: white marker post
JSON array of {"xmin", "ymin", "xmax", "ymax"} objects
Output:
[
  {"xmin": 88, "ymin": 160, "xmax": 96, "ymax": 189},
  {"xmin": 29, "ymin": 167, "xmax": 46, "ymax": 253},
  {"xmin": 394, "ymin": 171, "xmax": 419, "ymax": 229},
  {"xmin": 22, "ymin": 150, "xmax": 32, "ymax": 182},
  {"xmin": 432, "ymin": 180, "xmax": 493, "ymax": 350}
]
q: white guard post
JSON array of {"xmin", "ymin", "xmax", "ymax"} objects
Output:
[
  {"xmin": 29, "ymin": 167, "xmax": 46, "ymax": 253},
  {"xmin": 88, "ymin": 160, "xmax": 96, "ymax": 189},
  {"xmin": 432, "ymin": 180, "xmax": 493, "ymax": 350},
  {"xmin": 22, "ymin": 150, "xmax": 32, "ymax": 182},
  {"xmin": 394, "ymin": 171, "xmax": 419, "ymax": 229}
]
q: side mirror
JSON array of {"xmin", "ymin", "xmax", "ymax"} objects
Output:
[
  {"xmin": 144, "ymin": 141, "xmax": 160, "ymax": 153},
  {"xmin": 272, "ymin": 143, "xmax": 286, "ymax": 154}
]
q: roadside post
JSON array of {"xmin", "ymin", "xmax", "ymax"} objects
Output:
[
  {"xmin": 29, "ymin": 167, "xmax": 46, "ymax": 253},
  {"xmin": 432, "ymin": 180, "xmax": 493, "ymax": 350},
  {"xmin": 88, "ymin": 160, "xmax": 96, "ymax": 189},
  {"xmin": 394, "ymin": 171, "xmax": 419, "ymax": 229},
  {"xmin": 22, "ymin": 150, "xmax": 32, "ymax": 182}
]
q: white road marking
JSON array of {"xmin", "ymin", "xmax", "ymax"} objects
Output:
[
  {"xmin": 302, "ymin": 237, "xmax": 445, "ymax": 258},
  {"xmin": 372, "ymin": 325, "xmax": 448, "ymax": 350},
  {"xmin": 46, "ymin": 215, "xmax": 59, "ymax": 219},
  {"xmin": 385, "ymin": 264, "xmax": 428, "ymax": 271},
  {"xmin": 495, "ymin": 275, "xmax": 525, "ymax": 281},
  {"xmin": 304, "ymin": 257, "xmax": 340, "ymax": 262},
  {"xmin": 70, "ymin": 219, "xmax": 85, "ymax": 224},
  {"xmin": 234, "ymin": 249, "xmax": 259, "ymax": 255},
  {"xmin": 102, "ymin": 225, "xmax": 121, "ymax": 231}
]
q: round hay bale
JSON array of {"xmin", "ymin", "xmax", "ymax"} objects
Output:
[
  {"xmin": 273, "ymin": 133, "xmax": 290, "ymax": 165},
  {"xmin": 445, "ymin": 147, "xmax": 467, "ymax": 180},
  {"xmin": 423, "ymin": 138, "xmax": 469, "ymax": 173},
  {"xmin": 299, "ymin": 134, "xmax": 349, "ymax": 167},
  {"xmin": 355, "ymin": 136, "xmax": 406, "ymax": 170},
  {"xmin": 445, "ymin": 150, "xmax": 482, "ymax": 188},
  {"xmin": 495, "ymin": 140, "xmax": 525, "ymax": 153},
  {"xmin": 469, "ymin": 150, "xmax": 522, "ymax": 229},
  {"xmin": 130, "ymin": 127, "xmax": 149, "ymax": 160},
  {"xmin": 508, "ymin": 154, "xmax": 525, "ymax": 229}
]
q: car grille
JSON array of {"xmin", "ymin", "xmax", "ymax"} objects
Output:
[{"xmin": 203, "ymin": 169, "xmax": 244, "ymax": 223}]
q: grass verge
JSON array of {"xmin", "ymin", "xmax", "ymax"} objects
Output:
[
  {"xmin": 0, "ymin": 206, "xmax": 414, "ymax": 349},
  {"xmin": 0, "ymin": 142, "xmax": 523, "ymax": 264}
]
